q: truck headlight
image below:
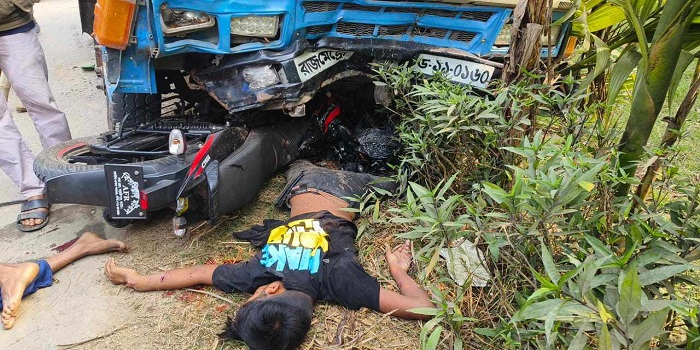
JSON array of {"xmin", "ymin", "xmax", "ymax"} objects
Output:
[
  {"xmin": 161, "ymin": 7, "xmax": 215, "ymax": 36},
  {"xmin": 493, "ymin": 24, "xmax": 562, "ymax": 47},
  {"xmin": 230, "ymin": 15, "xmax": 280, "ymax": 38},
  {"xmin": 243, "ymin": 66, "xmax": 280, "ymax": 90},
  {"xmin": 494, "ymin": 23, "xmax": 512, "ymax": 47},
  {"xmin": 541, "ymin": 25, "xmax": 562, "ymax": 46}
]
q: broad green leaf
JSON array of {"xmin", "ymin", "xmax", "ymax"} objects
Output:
[
  {"xmin": 526, "ymin": 287, "xmax": 557, "ymax": 303},
  {"xmin": 542, "ymin": 244, "xmax": 561, "ymax": 285},
  {"xmin": 373, "ymin": 198, "xmax": 380, "ymax": 220},
  {"xmin": 568, "ymin": 328, "xmax": 588, "ymax": 350},
  {"xmin": 482, "ymin": 182, "xmax": 509, "ymax": 204},
  {"xmin": 609, "ymin": 0, "xmax": 649, "ymax": 61},
  {"xmin": 455, "ymin": 337, "xmax": 463, "ymax": 350},
  {"xmin": 408, "ymin": 307, "xmax": 440, "ymax": 316},
  {"xmin": 599, "ymin": 324, "xmax": 613, "ymax": 350},
  {"xmin": 514, "ymin": 299, "xmax": 594, "ymax": 322},
  {"xmin": 617, "ymin": 267, "xmax": 642, "ymax": 327},
  {"xmin": 584, "ymin": 234, "xmax": 614, "ymax": 258},
  {"xmin": 607, "ymin": 49, "xmax": 642, "ymax": 106},
  {"xmin": 635, "ymin": 0, "xmax": 660, "ymax": 23},
  {"xmin": 545, "ymin": 300, "xmax": 565, "ymax": 347},
  {"xmin": 579, "ymin": 255, "xmax": 612, "ymax": 296},
  {"xmin": 629, "ymin": 309, "xmax": 669, "ymax": 350},
  {"xmin": 424, "ymin": 243, "xmax": 442, "ymax": 278},
  {"xmin": 533, "ymin": 270, "xmax": 559, "ymax": 290},
  {"xmin": 587, "ymin": 3, "xmax": 626, "ymax": 32},
  {"xmin": 578, "ymin": 180, "xmax": 595, "ymax": 192},
  {"xmin": 640, "ymin": 299, "xmax": 673, "ymax": 313},
  {"xmin": 597, "ymin": 299, "xmax": 614, "ymax": 323},
  {"xmin": 420, "ymin": 317, "xmax": 443, "ymax": 348},
  {"xmin": 638, "ymin": 264, "xmax": 693, "ymax": 286},
  {"xmin": 424, "ymin": 326, "xmax": 443, "ymax": 350},
  {"xmin": 576, "ymin": 35, "xmax": 611, "ymax": 95}
]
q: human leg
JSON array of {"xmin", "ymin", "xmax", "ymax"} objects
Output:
[
  {"xmin": 0, "ymin": 262, "xmax": 39, "ymax": 329},
  {"xmin": 0, "ymin": 88, "xmax": 51, "ymax": 230},
  {"xmin": 105, "ymin": 259, "xmax": 217, "ymax": 292},
  {"xmin": 277, "ymin": 160, "xmax": 398, "ymax": 220},
  {"xmin": 0, "ymin": 232, "xmax": 127, "ymax": 329},
  {"xmin": 0, "ymin": 29, "xmax": 70, "ymax": 230},
  {"xmin": 0, "ymin": 91, "xmax": 44, "ymax": 199},
  {"xmin": 45, "ymin": 232, "xmax": 127, "ymax": 272},
  {"xmin": 0, "ymin": 29, "xmax": 71, "ymax": 149}
]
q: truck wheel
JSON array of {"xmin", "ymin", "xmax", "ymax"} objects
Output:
[{"xmin": 108, "ymin": 92, "xmax": 161, "ymax": 131}]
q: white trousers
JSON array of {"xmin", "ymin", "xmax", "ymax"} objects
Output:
[{"xmin": 0, "ymin": 28, "xmax": 71, "ymax": 199}]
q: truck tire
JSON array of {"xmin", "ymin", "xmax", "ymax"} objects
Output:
[
  {"xmin": 34, "ymin": 136, "xmax": 192, "ymax": 182},
  {"xmin": 108, "ymin": 92, "xmax": 161, "ymax": 131}
]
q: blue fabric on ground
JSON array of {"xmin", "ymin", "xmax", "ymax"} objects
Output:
[{"xmin": 0, "ymin": 260, "xmax": 53, "ymax": 309}]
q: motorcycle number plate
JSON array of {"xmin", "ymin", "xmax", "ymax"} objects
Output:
[{"xmin": 105, "ymin": 164, "xmax": 145, "ymax": 219}]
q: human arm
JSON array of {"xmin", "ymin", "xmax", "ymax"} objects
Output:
[
  {"xmin": 105, "ymin": 257, "xmax": 217, "ymax": 292},
  {"xmin": 378, "ymin": 241, "xmax": 434, "ymax": 320}
]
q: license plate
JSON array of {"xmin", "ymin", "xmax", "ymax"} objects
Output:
[
  {"xmin": 105, "ymin": 164, "xmax": 145, "ymax": 219},
  {"xmin": 415, "ymin": 54, "xmax": 495, "ymax": 88},
  {"xmin": 294, "ymin": 49, "xmax": 353, "ymax": 82}
]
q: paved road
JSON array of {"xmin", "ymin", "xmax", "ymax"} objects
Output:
[{"xmin": 0, "ymin": 0, "xmax": 134, "ymax": 347}]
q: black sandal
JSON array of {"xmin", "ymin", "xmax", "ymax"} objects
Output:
[{"xmin": 16, "ymin": 199, "xmax": 50, "ymax": 232}]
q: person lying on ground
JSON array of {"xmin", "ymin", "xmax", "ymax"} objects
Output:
[
  {"xmin": 0, "ymin": 232, "xmax": 127, "ymax": 330},
  {"xmin": 105, "ymin": 160, "xmax": 434, "ymax": 350}
]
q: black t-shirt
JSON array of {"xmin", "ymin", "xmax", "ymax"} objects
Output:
[{"xmin": 212, "ymin": 211, "xmax": 381, "ymax": 311}]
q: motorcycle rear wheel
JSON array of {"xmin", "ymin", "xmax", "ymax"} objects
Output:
[{"xmin": 34, "ymin": 136, "xmax": 190, "ymax": 182}]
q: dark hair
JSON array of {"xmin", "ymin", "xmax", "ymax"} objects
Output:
[{"xmin": 220, "ymin": 291, "xmax": 314, "ymax": 350}]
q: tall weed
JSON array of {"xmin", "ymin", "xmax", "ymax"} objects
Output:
[{"xmin": 368, "ymin": 65, "xmax": 700, "ymax": 349}]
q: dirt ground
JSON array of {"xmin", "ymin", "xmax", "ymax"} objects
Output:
[{"xmin": 0, "ymin": 1, "xmax": 424, "ymax": 349}]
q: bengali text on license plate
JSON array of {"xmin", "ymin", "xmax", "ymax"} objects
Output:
[
  {"xmin": 415, "ymin": 54, "xmax": 495, "ymax": 88},
  {"xmin": 294, "ymin": 49, "xmax": 353, "ymax": 82}
]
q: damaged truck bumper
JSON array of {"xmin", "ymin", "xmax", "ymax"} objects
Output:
[{"xmin": 191, "ymin": 37, "xmax": 504, "ymax": 113}]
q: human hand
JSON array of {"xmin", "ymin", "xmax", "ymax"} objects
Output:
[{"xmin": 384, "ymin": 240, "xmax": 412, "ymax": 273}]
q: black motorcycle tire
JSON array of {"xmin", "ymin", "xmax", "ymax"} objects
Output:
[
  {"xmin": 34, "ymin": 136, "xmax": 190, "ymax": 182},
  {"xmin": 108, "ymin": 92, "xmax": 161, "ymax": 131}
]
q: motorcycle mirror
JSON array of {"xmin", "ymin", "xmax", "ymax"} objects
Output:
[{"xmin": 169, "ymin": 129, "xmax": 186, "ymax": 155}]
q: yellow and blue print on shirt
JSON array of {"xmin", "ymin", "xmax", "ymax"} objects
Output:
[{"xmin": 260, "ymin": 219, "xmax": 329, "ymax": 274}]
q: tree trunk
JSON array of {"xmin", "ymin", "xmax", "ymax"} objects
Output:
[
  {"xmin": 635, "ymin": 59, "xmax": 700, "ymax": 203},
  {"xmin": 503, "ymin": 0, "xmax": 548, "ymax": 84},
  {"xmin": 615, "ymin": 0, "xmax": 700, "ymax": 196}
]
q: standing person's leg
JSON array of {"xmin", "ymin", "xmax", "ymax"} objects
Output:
[
  {"xmin": 0, "ymin": 88, "xmax": 49, "ymax": 231},
  {"xmin": 0, "ymin": 29, "xmax": 71, "ymax": 231},
  {"xmin": 0, "ymin": 28, "xmax": 71, "ymax": 149},
  {"xmin": 0, "ymin": 232, "xmax": 127, "ymax": 329}
]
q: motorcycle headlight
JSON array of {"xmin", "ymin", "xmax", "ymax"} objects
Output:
[
  {"xmin": 161, "ymin": 8, "xmax": 215, "ymax": 36},
  {"xmin": 230, "ymin": 15, "xmax": 280, "ymax": 38}
]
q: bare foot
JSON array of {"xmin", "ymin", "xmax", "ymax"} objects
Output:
[
  {"xmin": 0, "ymin": 262, "xmax": 40, "ymax": 329},
  {"xmin": 20, "ymin": 194, "xmax": 48, "ymax": 228},
  {"xmin": 104, "ymin": 258, "xmax": 142, "ymax": 290},
  {"xmin": 73, "ymin": 232, "xmax": 128, "ymax": 255}
]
